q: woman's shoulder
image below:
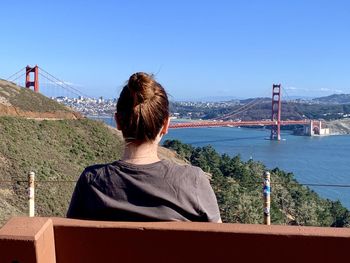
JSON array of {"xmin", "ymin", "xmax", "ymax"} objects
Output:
[
  {"xmin": 79, "ymin": 162, "xmax": 118, "ymax": 183},
  {"xmin": 161, "ymin": 159, "xmax": 211, "ymax": 182}
]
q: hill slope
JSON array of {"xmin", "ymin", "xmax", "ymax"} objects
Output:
[
  {"xmin": 0, "ymin": 117, "xmax": 123, "ymax": 224},
  {"xmin": 326, "ymin": 118, "xmax": 350, "ymax": 134},
  {"xmin": 0, "ymin": 79, "xmax": 81, "ymax": 119},
  {"xmin": 313, "ymin": 94, "xmax": 350, "ymax": 104}
]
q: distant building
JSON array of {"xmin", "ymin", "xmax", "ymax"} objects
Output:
[{"xmin": 304, "ymin": 121, "xmax": 330, "ymax": 136}]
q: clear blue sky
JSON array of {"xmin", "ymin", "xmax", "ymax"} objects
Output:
[{"xmin": 1, "ymin": 0, "xmax": 350, "ymax": 100}]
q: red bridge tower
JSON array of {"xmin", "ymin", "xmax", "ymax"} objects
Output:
[
  {"xmin": 25, "ymin": 65, "xmax": 39, "ymax": 93},
  {"xmin": 270, "ymin": 84, "xmax": 281, "ymax": 140}
]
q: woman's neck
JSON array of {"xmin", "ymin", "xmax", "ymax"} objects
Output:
[{"xmin": 121, "ymin": 141, "xmax": 160, "ymax": 165}]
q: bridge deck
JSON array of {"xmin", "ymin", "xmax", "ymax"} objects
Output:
[{"xmin": 169, "ymin": 120, "xmax": 312, "ymax": 129}]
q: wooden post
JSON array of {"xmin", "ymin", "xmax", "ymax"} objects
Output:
[
  {"xmin": 28, "ymin": 171, "xmax": 35, "ymax": 217},
  {"xmin": 263, "ymin": 171, "xmax": 271, "ymax": 225}
]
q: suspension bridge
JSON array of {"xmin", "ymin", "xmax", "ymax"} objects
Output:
[
  {"xmin": 168, "ymin": 84, "xmax": 325, "ymax": 141},
  {"xmin": 6, "ymin": 65, "xmax": 326, "ymax": 141}
]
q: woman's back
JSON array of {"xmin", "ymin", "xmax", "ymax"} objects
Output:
[
  {"xmin": 67, "ymin": 72, "xmax": 221, "ymax": 222},
  {"xmin": 67, "ymin": 159, "xmax": 221, "ymax": 222}
]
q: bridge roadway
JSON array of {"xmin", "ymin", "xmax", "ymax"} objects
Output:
[{"xmin": 169, "ymin": 120, "xmax": 312, "ymax": 129}]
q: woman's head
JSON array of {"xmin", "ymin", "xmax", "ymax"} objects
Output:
[{"xmin": 116, "ymin": 72, "xmax": 169, "ymax": 143}]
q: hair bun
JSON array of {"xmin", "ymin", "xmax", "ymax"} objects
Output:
[
  {"xmin": 117, "ymin": 72, "xmax": 169, "ymax": 142},
  {"xmin": 128, "ymin": 72, "xmax": 155, "ymax": 103}
]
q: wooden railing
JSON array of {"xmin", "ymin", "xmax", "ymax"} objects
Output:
[{"xmin": 1, "ymin": 217, "xmax": 350, "ymax": 263}]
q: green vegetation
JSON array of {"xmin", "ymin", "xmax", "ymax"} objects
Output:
[
  {"xmin": 163, "ymin": 139, "xmax": 350, "ymax": 227},
  {"xmin": 0, "ymin": 117, "xmax": 122, "ymax": 224}
]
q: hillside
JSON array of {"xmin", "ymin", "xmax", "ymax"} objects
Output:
[
  {"xmin": 171, "ymin": 96, "xmax": 350, "ymax": 121},
  {"xmin": 0, "ymin": 117, "xmax": 122, "ymax": 224},
  {"xmin": 313, "ymin": 94, "xmax": 350, "ymax": 104},
  {"xmin": 326, "ymin": 119, "xmax": 350, "ymax": 135},
  {"xmin": 0, "ymin": 79, "xmax": 81, "ymax": 119}
]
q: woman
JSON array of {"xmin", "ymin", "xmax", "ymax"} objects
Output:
[{"xmin": 67, "ymin": 72, "xmax": 221, "ymax": 222}]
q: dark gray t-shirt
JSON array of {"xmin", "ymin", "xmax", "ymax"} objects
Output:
[{"xmin": 67, "ymin": 159, "xmax": 221, "ymax": 222}]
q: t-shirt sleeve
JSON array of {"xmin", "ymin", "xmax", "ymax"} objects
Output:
[
  {"xmin": 66, "ymin": 170, "xmax": 88, "ymax": 219},
  {"xmin": 195, "ymin": 170, "xmax": 222, "ymax": 222}
]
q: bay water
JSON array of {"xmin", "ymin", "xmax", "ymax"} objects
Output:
[{"xmin": 95, "ymin": 116, "xmax": 350, "ymax": 209}]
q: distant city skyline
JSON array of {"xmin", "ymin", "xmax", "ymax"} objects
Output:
[{"xmin": 1, "ymin": 0, "xmax": 350, "ymax": 100}]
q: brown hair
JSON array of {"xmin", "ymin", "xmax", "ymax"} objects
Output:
[{"xmin": 116, "ymin": 72, "xmax": 169, "ymax": 143}]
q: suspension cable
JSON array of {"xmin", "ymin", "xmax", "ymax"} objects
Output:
[
  {"xmin": 6, "ymin": 67, "xmax": 26, "ymax": 80},
  {"xmin": 214, "ymin": 84, "xmax": 273, "ymax": 121},
  {"xmin": 7, "ymin": 67, "xmax": 33, "ymax": 84},
  {"xmin": 218, "ymin": 97, "xmax": 269, "ymax": 120},
  {"xmin": 39, "ymin": 73, "xmax": 83, "ymax": 98},
  {"xmin": 38, "ymin": 67, "xmax": 92, "ymax": 98},
  {"xmin": 281, "ymin": 87, "xmax": 307, "ymax": 120}
]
